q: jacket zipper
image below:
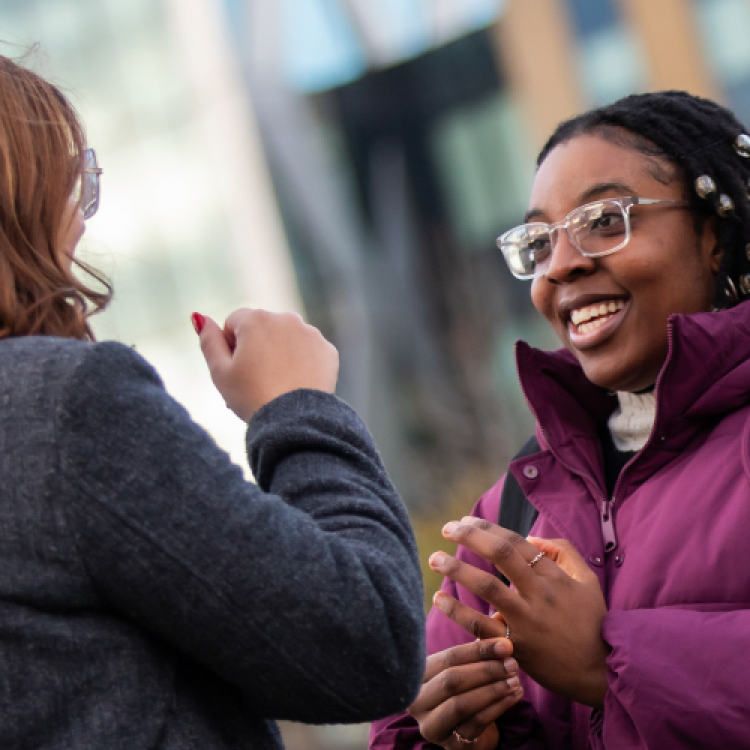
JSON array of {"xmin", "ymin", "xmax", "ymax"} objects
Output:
[
  {"xmin": 606, "ymin": 323, "xmax": 673, "ymax": 541},
  {"xmin": 516, "ymin": 320, "xmax": 675, "ymax": 559}
]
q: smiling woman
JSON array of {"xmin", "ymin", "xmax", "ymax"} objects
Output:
[
  {"xmin": 371, "ymin": 91, "xmax": 750, "ymax": 750},
  {"xmin": 527, "ymin": 133, "xmax": 720, "ymax": 393}
]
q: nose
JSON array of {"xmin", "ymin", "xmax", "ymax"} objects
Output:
[{"xmin": 542, "ymin": 227, "xmax": 596, "ymax": 283}]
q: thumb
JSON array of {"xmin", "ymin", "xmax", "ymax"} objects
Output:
[
  {"xmin": 196, "ymin": 315, "xmax": 231, "ymax": 381},
  {"xmin": 527, "ymin": 537, "xmax": 598, "ymax": 584}
]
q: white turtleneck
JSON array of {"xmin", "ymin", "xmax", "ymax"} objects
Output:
[{"xmin": 607, "ymin": 390, "xmax": 656, "ymax": 452}]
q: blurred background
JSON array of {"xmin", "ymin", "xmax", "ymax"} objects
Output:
[{"xmin": 2, "ymin": 0, "xmax": 749, "ymax": 746}]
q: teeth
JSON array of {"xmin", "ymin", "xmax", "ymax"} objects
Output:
[
  {"xmin": 578, "ymin": 318, "xmax": 607, "ymax": 334},
  {"xmin": 570, "ymin": 299, "xmax": 624, "ymax": 326}
]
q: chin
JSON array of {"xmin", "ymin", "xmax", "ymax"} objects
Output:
[{"xmin": 578, "ymin": 359, "xmax": 657, "ymax": 394}]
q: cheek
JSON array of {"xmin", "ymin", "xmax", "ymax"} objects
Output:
[
  {"xmin": 57, "ymin": 206, "xmax": 85, "ymax": 262},
  {"xmin": 530, "ymin": 278, "xmax": 556, "ymax": 323}
]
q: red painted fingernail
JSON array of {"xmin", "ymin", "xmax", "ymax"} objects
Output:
[{"xmin": 191, "ymin": 313, "xmax": 205, "ymax": 335}]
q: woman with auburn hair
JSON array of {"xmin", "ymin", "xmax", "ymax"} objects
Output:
[
  {"xmin": 0, "ymin": 54, "xmax": 425, "ymax": 748},
  {"xmin": 0, "ymin": 55, "xmax": 109, "ymax": 339},
  {"xmin": 372, "ymin": 90, "xmax": 750, "ymax": 750}
]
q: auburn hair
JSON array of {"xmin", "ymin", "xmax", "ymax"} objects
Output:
[{"xmin": 0, "ymin": 53, "xmax": 111, "ymax": 340}]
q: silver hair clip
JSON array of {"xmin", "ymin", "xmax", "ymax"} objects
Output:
[
  {"xmin": 695, "ymin": 174, "xmax": 717, "ymax": 198},
  {"xmin": 735, "ymin": 133, "xmax": 750, "ymax": 157}
]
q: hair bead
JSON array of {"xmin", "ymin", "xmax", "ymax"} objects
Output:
[
  {"xmin": 735, "ymin": 133, "xmax": 750, "ymax": 157},
  {"xmin": 695, "ymin": 174, "xmax": 717, "ymax": 198},
  {"xmin": 718, "ymin": 194, "xmax": 735, "ymax": 215}
]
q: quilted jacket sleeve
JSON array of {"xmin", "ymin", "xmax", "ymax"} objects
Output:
[{"xmin": 590, "ymin": 607, "xmax": 750, "ymax": 748}]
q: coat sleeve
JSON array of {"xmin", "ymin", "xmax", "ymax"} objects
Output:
[
  {"xmin": 590, "ymin": 607, "xmax": 750, "ymax": 748},
  {"xmin": 368, "ymin": 485, "xmax": 504, "ymax": 750},
  {"xmin": 54, "ymin": 342, "xmax": 425, "ymax": 724}
]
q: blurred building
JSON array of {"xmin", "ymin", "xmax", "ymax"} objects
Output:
[
  {"xmin": 0, "ymin": 0, "xmax": 301, "ymax": 473},
  {"xmin": 227, "ymin": 0, "xmax": 750, "ymax": 523}
]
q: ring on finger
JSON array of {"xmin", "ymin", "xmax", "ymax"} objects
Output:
[
  {"xmin": 453, "ymin": 729, "xmax": 479, "ymax": 745},
  {"xmin": 528, "ymin": 551, "xmax": 545, "ymax": 567}
]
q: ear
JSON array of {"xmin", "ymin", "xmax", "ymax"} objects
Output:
[{"xmin": 700, "ymin": 215, "xmax": 722, "ymax": 275}]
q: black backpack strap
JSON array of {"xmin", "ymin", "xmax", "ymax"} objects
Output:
[{"xmin": 497, "ymin": 435, "xmax": 541, "ymax": 585}]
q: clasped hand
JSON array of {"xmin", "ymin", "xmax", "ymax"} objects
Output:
[
  {"xmin": 407, "ymin": 520, "xmax": 609, "ymax": 749},
  {"xmin": 197, "ymin": 309, "xmax": 339, "ymax": 421},
  {"xmin": 430, "ymin": 518, "xmax": 609, "ymax": 709}
]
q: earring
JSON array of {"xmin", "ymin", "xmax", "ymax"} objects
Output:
[
  {"xmin": 725, "ymin": 276, "xmax": 739, "ymax": 305},
  {"xmin": 695, "ymin": 175, "xmax": 717, "ymax": 198},
  {"xmin": 735, "ymin": 133, "xmax": 750, "ymax": 157},
  {"xmin": 740, "ymin": 274, "xmax": 750, "ymax": 296},
  {"xmin": 718, "ymin": 194, "xmax": 735, "ymax": 215}
]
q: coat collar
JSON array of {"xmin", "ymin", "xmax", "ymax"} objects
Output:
[{"xmin": 516, "ymin": 302, "xmax": 750, "ymax": 492}]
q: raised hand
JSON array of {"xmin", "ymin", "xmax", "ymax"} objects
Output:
[
  {"xmin": 407, "ymin": 638, "xmax": 523, "ymax": 748},
  {"xmin": 429, "ymin": 519, "xmax": 609, "ymax": 708},
  {"xmin": 194, "ymin": 309, "xmax": 339, "ymax": 421}
]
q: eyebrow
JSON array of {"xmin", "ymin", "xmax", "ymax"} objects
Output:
[{"xmin": 524, "ymin": 181, "xmax": 636, "ymax": 223}]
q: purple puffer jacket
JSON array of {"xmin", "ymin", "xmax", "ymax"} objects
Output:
[{"xmin": 371, "ymin": 303, "xmax": 750, "ymax": 749}]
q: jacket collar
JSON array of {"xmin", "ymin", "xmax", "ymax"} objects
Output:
[{"xmin": 516, "ymin": 302, "xmax": 750, "ymax": 491}]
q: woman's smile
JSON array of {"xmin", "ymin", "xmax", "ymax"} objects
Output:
[{"xmin": 562, "ymin": 296, "xmax": 628, "ymax": 346}]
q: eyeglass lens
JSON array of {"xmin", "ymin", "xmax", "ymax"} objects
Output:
[
  {"xmin": 501, "ymin": 200, "xmax": 628, "ymax": 278},
  {"xmin": 82, "ymin": 149, "xmax": 100, "ymax": 220}
]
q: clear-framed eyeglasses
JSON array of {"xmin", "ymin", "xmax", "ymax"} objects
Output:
[
  {"xmin": 78, "ymin": 148, "xmax": 102, "ymax": 220},
  {"xmin": 496, "ymin": 196, "xmax": 690, "ymax": 280}
]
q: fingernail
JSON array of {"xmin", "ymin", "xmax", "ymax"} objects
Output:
[
  {"xmin": 432, "ymin": 591, "xmax": 448, "ymax": 611},
  {"xmin": 507, "ymin": 676, "xmax": 520, "ymax": 688},
  {"xmin": 502, "ymin": 657, "xmax": 518, "ymax": 673},
  {"xmin": 442, "ymin": 522, "xmax": 459, "ymax": 536},
  {"xmin": 493, "ymin": 640, "xmax": 512, "ymax": 657},
  {"xmin": 191, "ymin": 312, "xmax": 205, "ymax": 335},
  {"xmin": 429, "ymin": 552, "xmax": 447, "ymax": 569}
]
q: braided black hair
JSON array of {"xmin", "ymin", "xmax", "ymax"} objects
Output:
[{"xmin": 538, "ymin": 91, "xmax": 750, "ymax": 309}]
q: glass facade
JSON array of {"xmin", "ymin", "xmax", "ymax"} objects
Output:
[
  {"xmin": 566, "ymin": 0, "xmax": 647, "ymax": 105},
  {"xmin": 695, "ymin": 0, "xmax": 750, "ymax": 124}
]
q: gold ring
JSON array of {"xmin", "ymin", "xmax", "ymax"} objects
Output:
[{"xmin": 453, "ymin": 729, "xmax": 479, "ymax": 745}]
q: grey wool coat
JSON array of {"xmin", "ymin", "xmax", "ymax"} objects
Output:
[{"xmin": 0, "ymin": 337, "xmax": 425, "ymax": 749}]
